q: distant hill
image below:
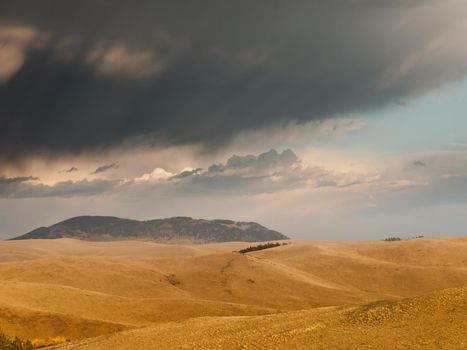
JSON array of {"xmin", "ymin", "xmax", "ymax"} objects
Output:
[{"xmin": 10, "ymin": 216, "xmax": 288, "ymax": 243}]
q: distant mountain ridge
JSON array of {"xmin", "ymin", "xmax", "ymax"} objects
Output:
[{"xmin": 11, "ymin": 216, "xmax": 288, "ymax": 243}]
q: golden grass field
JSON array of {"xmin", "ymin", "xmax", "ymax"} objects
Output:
[{"xmin": 0, "ymin": 237, "xmax": 466, "ymax": 349}]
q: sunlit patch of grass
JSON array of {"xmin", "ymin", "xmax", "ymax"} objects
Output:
[{"xmin": 31, "ymin": 336, "xmax": 68, "ymax": 348}]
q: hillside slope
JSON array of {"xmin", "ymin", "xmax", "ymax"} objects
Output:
[
  {"xmin": 59, "ymin": 287, "xmax": 467, "ymax": 350},
  {"xmin": 0, "ymin": 237, "xmax": 466, "ymax": 344},
  {"xmin": 11, "ymin": 216, "xmax": 288, "ymax": 242}
]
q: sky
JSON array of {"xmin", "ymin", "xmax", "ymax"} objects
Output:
[{"xmin": 1, "ymin": 0, "xmax": 467, "ymax": 240}]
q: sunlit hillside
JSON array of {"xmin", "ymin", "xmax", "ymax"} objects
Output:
[{"xmin": 0, "ymin": 237, "xmax": 466, "ymax": 349}]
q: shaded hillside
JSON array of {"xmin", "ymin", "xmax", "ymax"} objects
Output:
[{"xmin": 11, "ymin": 216, "xmax": 288, "ymax": 243}]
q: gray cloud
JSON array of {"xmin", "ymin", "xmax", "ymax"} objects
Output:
[
  {"xmin": 208, "ymin": 149, "xmax": 299, "ymax": 175},
  {"xmin": 171, "ymin": 168, "xmax": 203, "ymax": 180},
  {"xmin": 59, "ymin": 166, "xmax": 79, "ymax": 173},
  {"xmin": 0, "ymin": 176, "xmax": 38, "ymax": 185},
  {"xmin": 171, "ymin": 153, "xmax": 305, "ymax": 194},
  {"xmin": 92, "ymin": 161, "xmax": 119, "ymax": 174},
  {"xmin": 0, "ymin": 176, "xmax": 40, "ymax": 197},
  {"xmin": 0, "ymin": 1, "xmax": 467, "ymax": 163},
  {"xmin": 413, "ymin": 160, "xmax": 426, "ymax": 167},
  {"xmin": 0, "ymin": 177, "xmax": 119, "ymax": 198},
  {"xmin": 169, "ymin": 149, "xmax": 374, "ymax": 194}
]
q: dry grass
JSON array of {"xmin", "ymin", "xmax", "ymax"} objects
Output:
[
  {"xmin": 54, "ymin": 287, "xmax": 467, "ymax": 350},
  {"xmin": 0, "ymin": 237, "xmax": 466, "ymax": 349}
]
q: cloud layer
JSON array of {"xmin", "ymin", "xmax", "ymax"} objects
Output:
[
  {"xmin": 2, "ymin": 148, "xmax": 467, "ymax": 240},
  {"xmin": 3, "ymin": 148, "xmax": 467, "ymax": 202},
  {"xmin": 0, "ymin": 149, "xmax": 377, "ymax": 198},
  {"xmin": 1, "ymin": 1, "xmax": 467, "ymax": 163},
  {"xmin": 0, "ymin": 176, "xmax": 118, "ymax": 198}
]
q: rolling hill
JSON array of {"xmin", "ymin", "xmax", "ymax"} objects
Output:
[
  {"xmin": 0, "ymin": 238, "xmax": 467, "ymax": 350},
  {"xmin": 56, "ymin": 287, "xmax": 467, "ymax": 350},
  {"xmin": 10, "ymin": 216, "xmax": 288, "ymax": 243},
  {"xmin": 0, "ymin": 236, "xmax": 466, "ymax": 349}
]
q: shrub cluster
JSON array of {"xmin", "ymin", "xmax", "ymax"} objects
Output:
[
  {"xmin": 166, "ymin": 274, "xmax": 180, "ymax": 286},
  {"xmin": 409, "ymin": 235, "xmax": 424, "ymax": 240},
  {"xmin": 0, "ymin": 331, "xmax": 33, "ymax": 350},
  {"xmin": 383, "ymin": 237, "xmax": 402, "ymax": 241},
  {"xmin": 238, "ymin": 242, "xmax": 285, "ymax": 254}
]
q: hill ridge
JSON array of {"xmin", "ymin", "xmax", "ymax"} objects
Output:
[{"xmin": 11, "ymin": 215, "xmax": 288, "ymax": 243}]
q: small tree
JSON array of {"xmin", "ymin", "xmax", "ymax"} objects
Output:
[
  {"xmin": 383, "ymin": 237, "xmax": 402, "ymax": 242},
  {"xmin": 239, "ymin": 242, "xmax": 283, "ymax": 254}
]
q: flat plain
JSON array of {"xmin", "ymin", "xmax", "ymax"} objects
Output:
[{"xmin": 0, "ymin": 237, "xmax": 466, "ymax": 349}]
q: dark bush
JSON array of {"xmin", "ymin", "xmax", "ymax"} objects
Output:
[
  {"xmin": 383, "ymin": 237, "xmax": 402, "ymax": 241},
  {"xmin": 0, "ymin": 331, "xmax": 33, "ymax": 350},
  {"xmin": 166, "ymin": 274, "xmax": 180, "ymax": 286},
  {"xmin": 238, "ymin": 242, "xmax": 284, "ymax": 254},
  {"xmin": 409, "ymin": 235, "xmax": 424, "ymax": 240}
]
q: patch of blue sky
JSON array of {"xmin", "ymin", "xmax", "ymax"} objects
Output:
[{"xmin": 316, "ymin": 77, "xmax": 467, "ymax": 155}]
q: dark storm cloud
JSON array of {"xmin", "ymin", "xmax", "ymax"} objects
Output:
[
  {"xmin": 1, "ymin": 0, "xmax": 467, "ymax": 163},
  {"xmin": 92, "ymin": 161, "xmax": 119, "ymax": 174}
]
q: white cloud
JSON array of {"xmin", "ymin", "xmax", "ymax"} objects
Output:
[{"xmin": 135, "ymin": 167, "xmax": 174, "ymax": 182}]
